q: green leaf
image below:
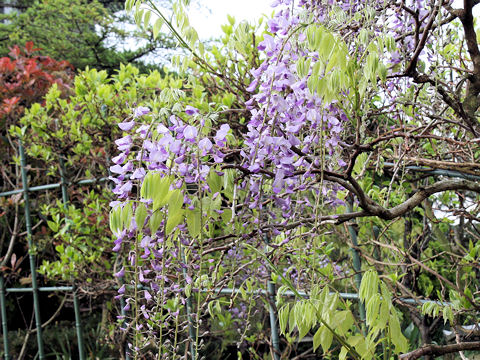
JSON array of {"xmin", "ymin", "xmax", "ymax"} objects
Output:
[
  {"xmin": 389, "ymin": 313, "xmax": 408, "ymax": 353},
  {"xmin": 168, "ymin": 189, "xmax": 184, "ymax": 215},
  {"xmin": 365, "ymin": 293, "xmax": 380, "ymax": 327},
  {"xmin": 153, "ymin": 18, "xmax": 164, "ymax": 39},
  {"xmin": 143, "ymin": 10, "xmax": 152, "ymax": 29},
  {"xmin": 166, "ymin": 210, "xmax": 184, "ymax": 234},
  {"xmin": 288, "ymin": 302, "xmax": 296, "ymax": 335},
  {"xmin": 140, "ymin": 171, "xmax": 153, "ymax": 199},
  {"xmin": 279, "ymin": 304, "xmax": 290, "ymax": 335},
  {"xmin": 152, "ymin": 175, "xmax": 174, "ymax": 211},
  {"xmin": 320, "ymin": 325, "xmax": 333, "ymax": 352},
  {"xmin": 121, "ymin": 202, "xmax": 133, "ymax": 230},
  {"xmin": 186, "ymin": 209, "xmax": 201, "ymax": 237},
  {"xmin": 334, "ymin": 311, "xmax": 354, "ymax": 336},
  {"xmin": 109, "ymin": 206, "xmax": 122, "ymax": 233},
  {"xmin": 443, "ymin": 305, "xmax": 454, "ymax": 325},
  {"xmin": 125, "ymin": 0, "xmax": 134, "ymax": 11},
  {"xmin": 313, "ymin": 327, "xmax": 322, "ymax": 351},
  {"xmin": 149, "ymin": 210, "xmax": 163, "ymax": 234},
  {"xmin": 135, "ymin": 203, "xmax": 148, "ymax": 229},
  {"xmin": 359, "ymin": 269, "xmax": 379, "ymax": 302},
  {"xmin": 47, "ymin": 220, "xmax": 59, "ymax": 232}
]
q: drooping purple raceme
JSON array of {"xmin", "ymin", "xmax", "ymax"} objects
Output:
[{"xmin": 109, "ymin": 0, "xmax": 443, "ymax": 355}]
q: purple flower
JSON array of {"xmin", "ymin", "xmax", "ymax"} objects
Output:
[
  {"xmin": 185, "ymin": 105, "xmax": 199, "ymax": 115},
  {"xmin": 112, "ymin": 152, "xmax": 127, "ymax": 165},
  {"xmin": 131, "ymin": 167, "xmax": 146, "ymax": 180},
  {"xmin": 133, "ymin": 106, "xmax": 150, "ymax": 118},
  {"xmin": 118, "ymin": 120, "xmax": 135, "ymax": 131},
  {"xmin": 114, "ymin": 267, "xmax": 125, "ymax": 278},
  {"xmin": 214, "ymin": 124, "xmax": 230, "ymax": 146},
  {"xmin": 115, "ymin": 135, "xmax": 132, "ymax": 152},
  {"xmin": 141, "ymin": 236, "xmax": 152, "ymax": 248},
  {"xmin": 198, "ymin": 137, "xmax": 213, "ymax": 155},
  {"xmin": 184, "ymin": 125, "xmax": 198, "ymax": 141},
  {"xmin": 268, "ymin": 19, "xmax": 280, "ymax": 33}
]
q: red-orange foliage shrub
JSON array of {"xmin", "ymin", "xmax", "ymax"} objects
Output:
[{"xmin": 0, "ymin": 41, "xmax": 74, "ymax": 125}]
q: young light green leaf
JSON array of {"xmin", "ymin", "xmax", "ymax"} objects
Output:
[
  {"xmin": 153, "ymin": 18, "xmax": 164, "ymax": 39},
  {"xmin": 186, "ymin": 209, "xmax": 201, "ymax": 238},
  {"xmin": 168, "ymin": 189, "xmax": 184, "ymax": 215},
  {"xmin": 313, "ymin": 326, "xmax": 322, "ymax": 351},
  {"xmin": 143, "ymin": 10, "xmax": 152, "ymax": 29},
  {"xmin": 279, "ymin": 304, "xmax": 290, "ymax": 335},
  {"xmin": 149, "ymin": 210, "xmax": 163, "ymax": 234},
  {"xmin": 152, "ymin": 175, "xmax": 174, "ymax": 211},
  {"xmin": 135, "ymin": 203, "xmax": 148, "ymax": 228},
  {"xmin": 166, "ymin": 210, "xmax": 184, "ymax": 234},
  {"xmin": 389, "ymin": 312, "xmax": 408, "ymax": 353}
]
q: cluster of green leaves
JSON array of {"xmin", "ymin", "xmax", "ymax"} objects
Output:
[
  {"xmin": 38, "ymin": 190, "xmax": 112, "ymax": 282},
  {"xmin": 275, "ymin": 270, "xmax": 408, "ymax": 360},
  {"xmin": 11, "ymin": 64, "xmax": 193, "ymax": 285}
]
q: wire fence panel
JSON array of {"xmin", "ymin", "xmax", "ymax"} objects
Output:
[{"xmin": 0, "ymin": 138, "xmax": 465, "ymax": 360}]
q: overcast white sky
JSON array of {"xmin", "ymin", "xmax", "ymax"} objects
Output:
[
  {"xmin": 187, "ymin": 0, "xmax": 273, "ymax": 39},
  {"xmin": 188, "ymin": 0, "xmax": 478, "ymax": 39}
]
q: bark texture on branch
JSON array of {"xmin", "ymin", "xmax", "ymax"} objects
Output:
[{"xmin": 399, "ymin": 341, "xmax": 480, "ymax": 360}]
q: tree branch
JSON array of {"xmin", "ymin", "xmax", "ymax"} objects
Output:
[
  {"xmin": 399, "ymin": 341, "xmax": 480, "ymax": 360},
  {"xmin": 405, "ymin": 1, "xmax": 441, "ymax": 76}
]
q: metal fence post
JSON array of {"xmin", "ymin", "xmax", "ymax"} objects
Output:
[
  {"xmin": 264, "ymin": 235, "xmax": 280, "ymax": 360},
  {"xmin": 0, "ymin": 276, "xmax": 9, "ymax": 359},
  {"xmin": 346, "ymin": 199, "xmax": 366, "ymax": 330},
  {"xmin": 180, "ymin": 245, "xmax": 196, "ymax": 360},
  {"xmin": 19, "ymin": 141, "xmax": 45, "ymax": 359},
  {"xmin": 58, "ymin": 155, "xmax": 85, "ymax": 360},
  {"xmin": 267, "ymin": 280, "xmax": 280, "ymax": 360}
]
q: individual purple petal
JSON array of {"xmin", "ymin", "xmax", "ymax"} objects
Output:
[
  {"xmin": 184, "ymin": 125, "xmax": 198, "ymax": 141},
  {"xmin": 110, "ymin": 164, "xmax": 123, "ymax": 174},
  {"xmin": 157, "ymin": 123, "xmax": 170, "ymax": 134},
  {"xmin": 185, "ymin": 105, "xmax": 199, "ymax": 115},
  {"xmin": 198, "ymin": 137, "xmax": 213, "ymax": 155},
  {"xmin": 133, "ymin": 106, "xmax": 150, "ymax": 118},
  {"xmin": 112, "ymin": 152, "xmax": 127, "ymax": 165},
  {"xmin": 131, "ymin": 167, "xmax": 146, "ymax": 180},
  {"xmin": 118, "ymin": 121, "xmax": 135, "ymax": 131},
  {"xmin": 246, "ymin": 79, "xmax": 258, "ymax": 92},
  {"xmin": 115, "ymin": 135, "xmax": 132, "ymax": 152},
  {"xmin": 114, "ymin": 267, "xmax": 125, "ymax": 278}
]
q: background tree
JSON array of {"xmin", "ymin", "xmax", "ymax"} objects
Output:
[{"xmin": 0, "ymin": 0, "xmax": 176, "ymax": 72}]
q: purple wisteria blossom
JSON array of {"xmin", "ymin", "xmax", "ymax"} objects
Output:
[{"xmin": 133, "ymin": 106, "xmax": 150, "ymax": 118}]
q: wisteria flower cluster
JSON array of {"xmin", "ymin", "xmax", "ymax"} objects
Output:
[{"xmin": 110, "ymin": 0, "xmax": 460, "ymax": 357}]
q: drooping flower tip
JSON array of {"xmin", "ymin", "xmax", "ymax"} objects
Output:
[{"xmin": 114, "ymin": 267, "xmax": 125, "ymax": 278}]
